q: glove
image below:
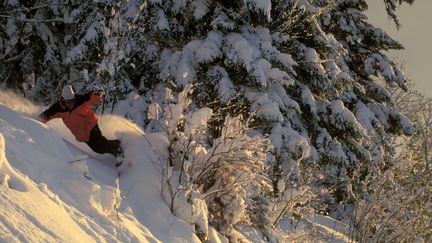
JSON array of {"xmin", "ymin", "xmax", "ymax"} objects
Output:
[
  {"xmin": 96, "ymin": 90, "xmax": 106, "ymax": 96},
  {"xmin": 90, "ymin": 92, "xmax": 103, "ymax": 104}
]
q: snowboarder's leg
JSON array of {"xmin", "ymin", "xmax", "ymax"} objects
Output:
[{"xmin": 86, "ymin": 125, "xmax": 123, "ymax": 161}]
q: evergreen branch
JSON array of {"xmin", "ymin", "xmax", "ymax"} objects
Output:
[
  {"xmin": 2, "ymin": 49, "xmax": 29, "ymax": 63},
  {"xmin": 0, "ymin": 3, "xmax": 78, "ymax": 14},
  {"xmin": 0, "ymin": 15, "xmax": 64, "ymax": 23}
]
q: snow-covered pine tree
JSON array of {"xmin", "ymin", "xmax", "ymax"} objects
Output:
[
  {"xmin": 349, "ymin": 80, "xmax": 431, "ymax": 242},
  {"xmin": 0, "ymin": 1, "xmax": 101, "ymax": 102},
  {"xmin": 138, "ymin": 0, "xmax": 417, "ymax": 232},
  {"xmin": 316, "ymin": 0, "xmax": 417, "ymax": 219},
  {"xmin": 0, "ymin": 0, "xmax": 66, "ymax": 100},
  {"xmin": 57, "ymin": 0, "xmax": 148, "ymax": 105},
  {"xmin": 384, "ymin": 0, "xmax": 415, "ymax": 29},
  {"xmin": 0, "ymin": 0, "xmax": 147, "ymax": 104}
]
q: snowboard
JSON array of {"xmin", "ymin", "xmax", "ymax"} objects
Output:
[
  {"xmin": 60, "ymin": 136, "xmax": 116, "ymax": 163},
  {"xmin": 60, "ymin": 136, "xmax": 132, "ymax": 178},
  {"xmin": 116, "ymin": 160, "xmax": 134, "ymax": 177}
]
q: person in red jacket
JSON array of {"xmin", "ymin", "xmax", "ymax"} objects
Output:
[{"xmin": 39, "ymin": 85, "xmax": 124, "ymax": 167}]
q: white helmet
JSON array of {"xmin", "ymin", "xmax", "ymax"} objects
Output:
[{"xmin": 61, "ymin": 85, "xmax": 75, "ymax": 100}]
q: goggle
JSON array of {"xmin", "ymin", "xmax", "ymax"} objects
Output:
[{"xmin": 63, "ymin": 98, "xmax": 75, "ymax": 105}]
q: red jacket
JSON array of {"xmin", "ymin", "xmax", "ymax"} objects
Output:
[{"xmin": 40, "ymin": 92, "xmax": 100, "ymax": 142}]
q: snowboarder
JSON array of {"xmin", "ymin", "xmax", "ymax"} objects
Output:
[{"xmin": 39, "ymin": 84, "xmax": 125, "ymax": 168}]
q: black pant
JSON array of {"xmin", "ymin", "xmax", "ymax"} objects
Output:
[{"xmin": 86, "ymin": 125, "xmax": 122, "ymax": 157}]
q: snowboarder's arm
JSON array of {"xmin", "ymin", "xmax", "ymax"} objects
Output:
[
  {"xmin": 39, "ymin": 102, "xmax": 62, "ymax": 123},
  {"xmin": 76, "ymin": 92, "xmax": 102, "ymax": 107}
]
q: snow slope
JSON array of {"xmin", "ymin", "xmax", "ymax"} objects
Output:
[{"xmin": 0, "ymin": 92, "xmax": 200, "ymax": 242}]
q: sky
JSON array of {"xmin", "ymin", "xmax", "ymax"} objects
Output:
[{"xmin": 366, "ymin": 0, "xmax": 432, "ymax": 96}]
